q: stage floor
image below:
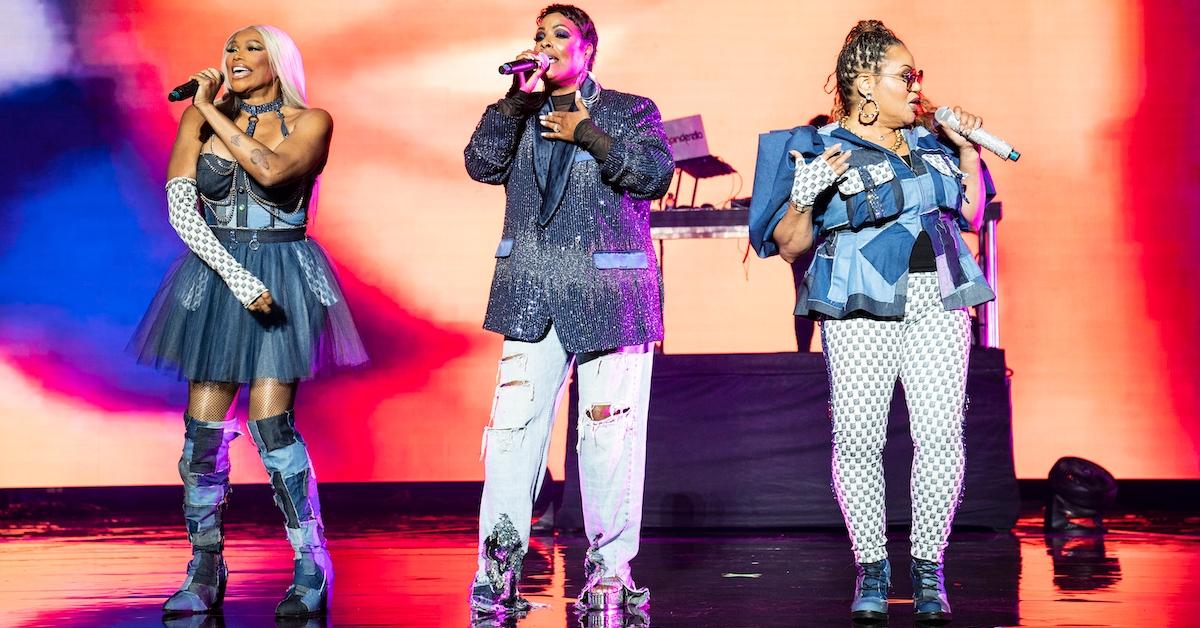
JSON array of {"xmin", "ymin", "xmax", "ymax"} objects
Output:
[{"xmin": 3, "ymin": 511, "xmax": 1197, "ymax": 627}]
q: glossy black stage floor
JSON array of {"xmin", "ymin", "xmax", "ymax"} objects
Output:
[{"xmin": 4, "ymin": 502, "xmax": 1199, "ymax": 627}]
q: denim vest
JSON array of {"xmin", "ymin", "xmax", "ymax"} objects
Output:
[{"xmin": 749, "ymin": 123, "xmax": 995, "ymax": 319}]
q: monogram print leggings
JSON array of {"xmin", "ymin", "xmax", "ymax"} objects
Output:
[{"xmin": 820, "ymin": 273, "xmax": 971, "ymax": 564}]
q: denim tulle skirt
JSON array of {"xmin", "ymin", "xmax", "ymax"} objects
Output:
[{"xmin": 129, "ymin": 237, "xmax": 368, "ymax": 382}]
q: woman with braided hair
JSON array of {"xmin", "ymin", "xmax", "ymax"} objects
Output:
[
  {"xmin": 130, "ymin": 25, "xmax": 366, "ymax": 618},
  {"xmin": 750, "ymin": 20, "xmax": 995, "ymax": 623}
]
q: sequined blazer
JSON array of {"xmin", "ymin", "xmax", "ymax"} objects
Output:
[{"xmin": 465, "ymin": 88, "xmax": 675, "ymax": 353}]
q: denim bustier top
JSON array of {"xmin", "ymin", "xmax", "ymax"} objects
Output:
[{"xmin": 196, "ymin": 153, "xmax": 311, "ymax": 230}]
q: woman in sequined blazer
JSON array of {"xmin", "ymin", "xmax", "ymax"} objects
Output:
[{"xmin": 463, "ymin": 4, "xmax": 674, "ymax": 620}]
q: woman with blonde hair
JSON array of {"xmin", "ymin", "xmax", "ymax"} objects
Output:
[{"xmin": 130, "ymin": 24, "xmax": 366, "ymax": 618}]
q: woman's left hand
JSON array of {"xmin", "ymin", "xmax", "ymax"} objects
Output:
[
  {"xmin": 941, "ymin": 106, "xmax": 982, "ymax": 150},
  {"xmin": 539, "ymin": 92, "xmax": 590, "ymax": 142},
  {"xmin": 248, "ymin": 290, "xmax": 274, "ymax": 314}
]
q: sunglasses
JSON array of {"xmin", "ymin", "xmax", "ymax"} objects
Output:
[{"xmin": 867, "ymin": 68, "xmax": 924, "ymax": 90}]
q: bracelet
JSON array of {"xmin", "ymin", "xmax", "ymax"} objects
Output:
[{"xmin": 791, "ymin": 203, "xmax": 810, "ymax": 215}]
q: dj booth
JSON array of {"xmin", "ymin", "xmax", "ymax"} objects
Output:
[{"xmin": 555, "ymin": 348, "xmax": 1017, "ymax": 530}]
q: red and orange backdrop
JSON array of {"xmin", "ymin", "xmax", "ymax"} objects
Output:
[{"xmin": 1, "ymin": 0, "xmax": 1196, "ymax": 487}]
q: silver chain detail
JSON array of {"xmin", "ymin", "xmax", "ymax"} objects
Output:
[{"xmin": 197, "ymin": 153, "xmax": 308, "ymax": 227}]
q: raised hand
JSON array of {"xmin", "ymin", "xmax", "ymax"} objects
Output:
[
  {"xmin": 790, "ymin": 144, "xmax": 852, "ymax": 208},
  {"xmin": 190, "ymin": 67, "xmax": 223, "ymax": 107},
  {"xmin": 513, "ymin": 50, "xmax": 549, "ymax": 94},
  {"xmin": 941, "ymin": 106, "xmax": 982, "ymax": 150}
]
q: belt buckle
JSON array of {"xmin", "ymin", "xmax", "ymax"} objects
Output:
[{"xmin": 249, "ymin": 230, "xmax": 261, "ymax": 251}]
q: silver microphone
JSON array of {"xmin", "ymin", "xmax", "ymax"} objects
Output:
[
  {"xmin": 934, "ymin": 107, "xmax": 1020, "ymax": 162},
  {"xmin": 498, "ymin": 52, "xmax": 551, "ymax": 75}
]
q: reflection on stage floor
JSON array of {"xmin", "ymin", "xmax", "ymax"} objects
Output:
[{"xmin": 3, "ymin": 510, "xmax": 1197, "ymax": 627}]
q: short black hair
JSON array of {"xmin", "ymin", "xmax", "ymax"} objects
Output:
[{"xmin": 539, "ymin": 4, "xmax": 598, "ymax": 70}]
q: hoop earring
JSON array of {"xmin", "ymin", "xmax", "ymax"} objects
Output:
[{"xmin": 858, "ymin": 96, "xmax": 880, "ymax": 125}]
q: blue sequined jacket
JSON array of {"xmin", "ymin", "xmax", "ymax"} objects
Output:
[
  {"xmin": 749, "ymin": 123, "xmax": 995, "ymax": 319},
  {"xmin": 465, "ymin": 88, "xmax": 675, "ymax": 353}
]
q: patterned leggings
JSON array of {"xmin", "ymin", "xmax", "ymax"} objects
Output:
[{"xmin": 820, "ymin": 273, "xmax": 971, "ymax": 564}]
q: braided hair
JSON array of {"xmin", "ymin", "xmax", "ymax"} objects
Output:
[
  {"xmin": 538, "ymin": 4, "xmax": 599, "ymax": 70},
  {"xmin": 829, "ymin": 20, "xmax": 903, "ymax": 119}
]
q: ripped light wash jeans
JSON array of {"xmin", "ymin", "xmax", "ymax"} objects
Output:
[{"xmin": 475, "ymin": 324, "xmax": 653, "ymax": 590}]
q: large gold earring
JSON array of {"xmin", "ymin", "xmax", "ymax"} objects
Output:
[{"xmin": 858, "ymin": 96, "xmax": 880, "ymax": 125}]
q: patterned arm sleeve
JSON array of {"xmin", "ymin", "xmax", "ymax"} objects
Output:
[
  {"xmin": 463, "ymin": 104, "xmax": 525, "ymax": 185},
  {"xmin": 166, "ymin": 177, "xmax": 268, "ymax": 308},
  {"xmin": 599, "ymin": 96, "xmax": 675, "ymax": 200}
]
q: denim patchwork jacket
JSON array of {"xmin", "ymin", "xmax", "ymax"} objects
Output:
[
  {"xmin": 749, "ymin": 123, "xmax": 995, "ymax": 319},
  {"xmin": 464, "ymin": 87, "xmax": 675, "ymax": 353}
]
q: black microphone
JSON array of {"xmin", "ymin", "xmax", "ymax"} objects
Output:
[
  {"xmin": 934, "ymin": 107, "xmax": 1021, "ymax": 162},
  {"xmin": 498, "ymin": 53, "xmax": 550, "ymax": 75},
  {"xmin": 167, "ymin": 73, "xmax": 223, "ymax": 102}
]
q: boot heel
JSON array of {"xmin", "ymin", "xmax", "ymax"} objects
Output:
[
  {"xmin": 583, "ymin": 583, "xmax": 623, "ymax": 611},
  {"xmin": 274, "ymin": 555, "xmax": 331, "ymax": 617},
  {"xmin": 577, "ymin": 576, "xmax": 648, "ymax": 612},
  {"xmin": 215, "ymin": 567, "xmax": 228, "ymax": 609},
  {"xmin": 849, "ymin": 559, "xmax": 890, "ymax": 621},
  {"xmin": 911, "ymin": 558, "xmax": 953, "ymax": 623}
]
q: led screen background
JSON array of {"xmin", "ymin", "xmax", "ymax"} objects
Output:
[{"xmin": 1, "ymin": 0, "xmax": 1197, "ymax": 487}]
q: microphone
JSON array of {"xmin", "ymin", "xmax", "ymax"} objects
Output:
[
  {"xmin": 934, "ymin": 106, "xmax": 1020, "ymax": 162},
  {"xmin": 498, "ymin": 53, "xmax": 550, "ymax": 75},
  {"xmin": 167, "ymin": 73, "xmax": 223, "ymax": 102}
]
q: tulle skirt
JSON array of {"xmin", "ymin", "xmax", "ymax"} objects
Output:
[{"xmin": 129, "ymin": 237, "xmax": 368, "ymax": 383}]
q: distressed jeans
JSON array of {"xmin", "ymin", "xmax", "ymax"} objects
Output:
[{"xmin": 475, "ymin": 324, "xmax": 653, "ymax": 590}]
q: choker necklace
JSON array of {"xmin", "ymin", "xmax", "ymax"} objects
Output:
[
  {"xmin": 239, "ymin": 96, "xmax": 287, "ymax": 137},
  {"xmin": 840, "ymin": 116, "xmax": 904, "ymax": 152}
]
